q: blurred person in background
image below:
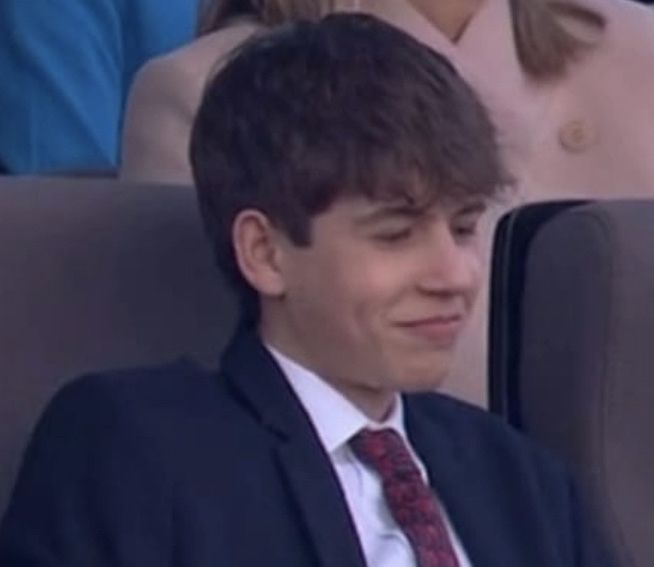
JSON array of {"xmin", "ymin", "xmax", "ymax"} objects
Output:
[
  {"xmin": 120, "ymin": 0, "xmax": 334, "ymax": 184},
  {"xmin": 121, "ymin": 0, "xmax": 654, "ymax": 407},
  {"xmin": 0, "ymin": 0, "xmax": 201, "ymax": 175}
]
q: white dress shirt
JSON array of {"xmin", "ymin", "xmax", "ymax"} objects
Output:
[{"xmin": 267, "ymin": 345, "xmax": 473, "ymax": 567}]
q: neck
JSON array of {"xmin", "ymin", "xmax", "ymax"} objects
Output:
[
  {"xmin": 407, "ymin": 0, "xmax": 484, "ymax": 41},
  {"xmin": 260, "ymin": 314, "xmax": 396, "ymax": 423}
]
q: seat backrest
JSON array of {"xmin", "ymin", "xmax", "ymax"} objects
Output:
[
  {"xmin": 490, "ymin": 200, "xmax": 654, "ymax": 567},
  {"xmin": 0, "ymin": 177, "xmax": 238, "ymax": 518},
  {"xmin": 488, "ymin": 199, "xmax": 588, "ymax": 418}
]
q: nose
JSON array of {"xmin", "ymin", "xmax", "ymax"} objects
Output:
[{"xmin": 415, "ymin": 225, "xmax": 481, "ymax": 299}]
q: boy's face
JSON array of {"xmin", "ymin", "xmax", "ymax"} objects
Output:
[{"xmin": 261, "ymin": 194, "xmax": 486, "ymax": 414}]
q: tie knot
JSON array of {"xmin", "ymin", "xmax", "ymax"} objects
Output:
[{"xmin": 350, "ymin": 428, "xmax": 421, "ymax": 482}]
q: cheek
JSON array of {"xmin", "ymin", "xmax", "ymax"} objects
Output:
[
  {"xmin": 342, "ymin": 258, "xmax": 411, "ymax": 325},
  {"xmin": 289, "ymin": 246, "xmax": 414, "ymax": 350},
  {"xmin": 466, "ymin": 251, "xmax": 485, "ymax": 303}
]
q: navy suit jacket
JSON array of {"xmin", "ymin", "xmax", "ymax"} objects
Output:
[{"xmin": 0, "ymin": 327, "xmax": 614, "ymax": 566}]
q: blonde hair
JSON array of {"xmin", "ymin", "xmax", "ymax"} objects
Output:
[
  {"xmin": 510, "ymin": 0, "xmax": 606, "ymax": 81},
  {"xmin": 197, "ymin": 0, "xmax": 335, "ymax": 35}
]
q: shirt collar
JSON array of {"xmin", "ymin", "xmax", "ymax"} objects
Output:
[{"xmin": 266, "ymin": 344, "xmax": 409, "ymax": 454}]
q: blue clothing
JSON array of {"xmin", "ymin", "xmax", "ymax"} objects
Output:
[{"xmin": 0, "ymin": 0, "xmax": 199, "ymax": 174}]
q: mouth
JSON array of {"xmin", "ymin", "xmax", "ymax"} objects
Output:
[{"xmin": 394, "ymin": 314, "xmax": 465, "ymax": 347}]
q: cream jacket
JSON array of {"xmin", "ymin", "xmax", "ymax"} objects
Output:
[
  {"xmin": 120, "ymin": 0, "xmax": 654, "ymax": 405},
  {"xmin": 120, "ymin": 20, "xmax": 261, "ymax": 184}
]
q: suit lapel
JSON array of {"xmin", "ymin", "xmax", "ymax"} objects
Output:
[
  {"xmin": 404, "ymin": 397, "xmax": 518, "ymax": 567},
  {"xmin": 275, "ymin": 440, "xmax": 366, "ymax": 567},
  {"xmin": 220, "ymin": 327, "xmax": 366, "ymax": 567}
]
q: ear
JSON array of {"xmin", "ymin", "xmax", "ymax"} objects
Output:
[{"xmin": 232, "ymin": 209, "xmax": 287, "ymax": 297}]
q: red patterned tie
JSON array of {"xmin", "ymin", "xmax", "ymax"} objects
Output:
[{"xmin": 350, "ymin": 428, "xmax": 460, "ymax": 567}]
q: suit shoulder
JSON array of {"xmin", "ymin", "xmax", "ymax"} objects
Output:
[
  {"xmin": 43, "ymin": 359, "xmax": 224, "ymax": 435},
  {"xmin": 407, "ymin": 393, "xmax": 566, "ymax": 475},
  {"xmin": 3, "ymin": 362, "xmax": 212, "ymax": 557},
  {"xmin": 58, "ymin": 357, "xmax": 211, "ymax": 394},
  {"xmin": 407, "ymin": 392, "xmax": 509, "ymax": 433},
  {"xmin": 18, "ymin": 358, "xmax": 246, "ymax": 489}
]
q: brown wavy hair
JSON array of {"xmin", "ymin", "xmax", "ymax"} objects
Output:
[
  {"xmin": 511, "ymin": 0, "xmax": 606, "ymax": 81},
  {"xmin": 197, "ymin": 0, "xmax": 335, "ymax": 35},
  {"xmin": 191, "ymin": 14, "xmax": 508, "ymax": 318}
]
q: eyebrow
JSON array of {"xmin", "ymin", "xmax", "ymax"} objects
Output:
[
  {"xmin": 353, "ymin": 204, "xmax": 427, "ymax": 227},
  {"xmin": 354, "ymin": 199, "xmax": 488, "ymax": 226},
  {"xmin": 455, "ymin": 200, "xmax": 488, "ymax": 217}
]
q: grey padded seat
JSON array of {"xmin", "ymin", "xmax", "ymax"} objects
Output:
[
  {"xmin": 0, "ymin": 177, "xmax": 238, "ymax": 518},
  {"xmin": 490, "ymin": 200, "xmax": 654, "ymax": 567}
]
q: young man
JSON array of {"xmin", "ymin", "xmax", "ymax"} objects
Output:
[{"xmin": 0, "ymin": 14, "xmax": 613, "ymax": 567}]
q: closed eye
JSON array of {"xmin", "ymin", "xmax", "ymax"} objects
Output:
[
  {"xmin": 373, "ymin": 227, "xmax": 413, "ymax": 243},
  {"xmin": 451, "ymin": 201, "xmax": 486, "ymax": 241},
  {"xmin": 453, "ymin": 224, "xmax": 477, "ymax": 238},
  {"xmin": 451, "ymin": 216, "xmax": 481, "ymax": 241}
]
